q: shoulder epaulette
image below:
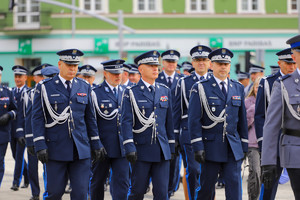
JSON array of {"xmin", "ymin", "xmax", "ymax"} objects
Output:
[
  {"xmin": 230, "ymin": 79, "xmax": 243, "ymax": 86},
  {"xmin": 39, "ymin": 78, "xmax": 52, "ymax": 84},
  {"xmin": 278, "ymin": 74, "xmax": 291, "ymax": 81},
  {"xmin": 157, "ymin": 82, "xmax": 168, "ymax": 88},
  {"xmin": 2, "ymin": 85, "xmax": 12, "ymax": 91},
  {"xmin": 76, "ymin": 77, "xmax": 89, "ymax": 85}
]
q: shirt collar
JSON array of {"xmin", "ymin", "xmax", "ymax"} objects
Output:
[
  {"xmin": 279, "ymin": 70, "xmax": 285, "ymax": 76},
  {"xmin": 195, "ymin": 72, "xmax": 207, "ymax": 80},
  {"xmin": 123, "ymin": 79, "xmax": 129, "ymax": 86},
  {"xmin": 141, "ymin": 78, "xmax": 155, "ymax": 89},
  {"xmin": 105, "ymin": 80, "xmax": 118, "ymax": 92},
  {"xmin": 59, "ymin": 74, "xmax": 73, "ymax": 87},
  {"xmin": 214, "ymin": 76, "xmax": 228, "ymax": 86},
  {"xmin": 297, "ymin": 68, "xmax": 300, "ymax": 76},
  {"xmin": 17, "ymin": 84, "xmax": 26, "ymax": 91},
  {"xmin": 163, "ymin": 71, "xmax": 175, "ymax": 80}
]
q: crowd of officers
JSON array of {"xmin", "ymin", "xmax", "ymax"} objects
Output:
[{"xmin": 1, "ymin": 34, "xmax": 300, "ymax": 200}]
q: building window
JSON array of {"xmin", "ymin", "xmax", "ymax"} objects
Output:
[
  {"xmin": 289, "ymin": 0, "xmax": 298, "ymax": 13},
  {"xmin": 133, "ymin": 0, "xmax": 162, "ymax": 13},
  {"xmin": 14, "ymin": 0, "xmax": 40, "ymax": 29},
  {"xmin": 185, "ymin": 0, "xmax": 214, "ymax": 14},
  {"xmin": 237, "ymin": 0, "xmax": 265, "ymax": 14},
  {"xmin": 80, "ymin": 0, "xmax": 108, "ymax": 13}
]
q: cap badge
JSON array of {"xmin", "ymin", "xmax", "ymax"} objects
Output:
[
  {"xmin": 198, "ymin": 46, "xmax": 202, "ymax": 50},
  {"xmin": 72, "ymin": 49, "xmax": 77, "ymax": 55},
  {"xmin": 170, "ymin": 50, "xmax": 174, "ymax": 54},
  {"xmin": 153, "ymin": 51, "xmax": 157, "ymax": 56},
  {"xmin": 222, "ymin": 49, "xmax": 226, "ymax": 54}
]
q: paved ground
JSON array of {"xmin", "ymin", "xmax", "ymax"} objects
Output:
[{"xmin": 0, "ymin": 144, "xmax": 295, "ymax": 199}]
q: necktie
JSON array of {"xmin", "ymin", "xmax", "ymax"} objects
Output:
[
  {"xmin": 167, "ymin": 77, "xmax": 172, "ymax": 88},
  {"xmin": 220, "ymin": 81, "xmax": 227, "ymax": 99},
  {"xmin": 200, "ymin": 76, "xmax": 204, "ymax": 81},
  {"xmin": 113, "ymin": 87, "xmax": 118, "ymax": 100},
  {"xmin": 65, "ymin": 80, "xmax": 71, "ymax": 94},
  {"xmin": 149, "ymin": 85, "xmax": 155, "ymax": 96},
  {"xmin": 17, "ymin": 88, "xmax": 20, "ymax": 93}
]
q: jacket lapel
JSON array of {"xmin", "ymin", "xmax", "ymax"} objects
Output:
[
  {"xmin": 137, "ymin": 80, "xmax": 153, "ymax": 102},
  {"xmin": 103, "ymin": 81, "xmax": 117, "ymax": 103},
  {"xmin": 226, "ymin": 79, "xmax": 234, "ymax": 103},
  {"xmin": 70, "ymin": 78, "xmax": 80, "ymax": 98},
  {"xmin": 210, "ymin": 77, "xmax": 225, "ymax": 101},
  {"xmin": 53, "ymin": 75, "xmax": 70, "ymax": 98}
]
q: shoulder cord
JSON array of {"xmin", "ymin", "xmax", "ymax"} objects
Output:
[
  {"xmin": 128, "ymin": 88, "xmax": 157, "ymax": 144},
  {"xmin": 264, "ymin": 79, "xmax": 271, "ymax": 113},
  {"xmin": 91, "ymin": 90, "xmax": 118, "ymax": 120}
]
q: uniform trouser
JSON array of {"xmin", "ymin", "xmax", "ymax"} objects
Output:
[
  {"xmin": 182, "ymin": 143, "xmax": 200, "ymax": 200},
  {"xmin": 259, "ymin": 157, "xmax": 282, "ymax": 200},
  {"xmin": 90, "ymin": 157, "xmax": 129, "ymax": 200},
  {"xmin": 43, "ymin": 158, "xmax": 90, "ymax": 200},
  {"xmin": 10, "ymin": 137, "xmax": 28, "ymax": 186},
  {"xmin": 168, "ymin": 154, "xmax": 181, "ymax": 197},
  {"xmin": 128, "ymin": 159, "xmax": 170, "ymax": 200},
  {"xmin": 287, "ymin": 168, "xmax": 300, "ymax": 200},
  {"xmin": 247, "ymin": 147, "xmax": 261, "ymax": 200},
  {"xmin": 195, "ymin": 151, "xmax": 243, "ymax": 200},
  {"xmin": 27, "ymin": 151, "xmax": 40, "ymax": 196},
  {"xmin": 0, "ymin": 143, "xmax": 8, "ymax": 187}
]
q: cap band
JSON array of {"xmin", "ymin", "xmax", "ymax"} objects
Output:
[
  {"xmin": 249, "ymin": 68, "xmax": 264, "ymax": 73},
  {"xmin": 278, "ymin": 54, "xmax": 292, "ymax": 60},
  {"xmin": 81, "ymin": 69, "xmax": 95, "ymax": 76},
  {"xmin": 162, "ymin": 55, "xmax": 179, "ymax": 61},
  {"xmin": 192, "ymin": 51, "xmax": 209, "ymax": 59},
  {"xmin": 14, "ymin": 69, "xmax": 27, "ymax": 75},
  {"xmin": 137, "ymin": 57, "xmax": 159, "ymax": 65},
  {"xmin": 211, "ymin": 55, "xmax": 231, "ymax": 62},
  {"xmin": 59, "ymin": 55, "xmax": 81, "ymax": 62}
]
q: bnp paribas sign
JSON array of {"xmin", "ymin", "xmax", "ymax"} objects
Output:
[{"xmin": 18, "ymin": 39, "xmax": 32, "ymax": 55}]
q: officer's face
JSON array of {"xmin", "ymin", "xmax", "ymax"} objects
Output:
[
  {"xmin": 250, "ymin": 72, "xmax": 263, "ymax": 82},
  {"xmin": 33, "ymin": 75, "xmax": 44, "ymax": 84},
  {"xmin": 212, "ymin": 62, "xmax": 230, "ymax": 81},
  {"xmin": 183, "ymin": 70, "xmax": 190, "ymax": 76},
  {"xmin": 14, "ymin": 74, "xmax": 27, "ymax": 88},
  {"xmin": 104, "ymin": 71, "xmax": 122, "ymax": 87},
  {"xmin": 291, "ymin": 50, "xmax": 300, "ymax": 67},
  {"xmin": 139, "ymin": 64, "xmax": 159, "ymax": 82},
  {"xmin": 58, "ymin": 61, "xmax": 78, "ymax": 81},
  {"xmin": 192, "ymin": 58, "xmax": 210, "ymax": 76},
  {"xmin": 239, "ymin": 78, "xmax": 250, "ymax": 87},
  {"xmin": 162, "ymin": 60, "xmax": 177, "ymax": 74},
  {"xmin": 121, "ymin": 71, "xmax": 129, "ymax": 84},
  {"xmin": 129, "ymin": 73, "xmax": 141, "ymax": 83},
  {"xmin": 278, "ymin": 60, "xmax": 296, "ymax": 75},
  {"xmin": 82, "ymin": 75, "xmax": 95, "ymax": 86}
]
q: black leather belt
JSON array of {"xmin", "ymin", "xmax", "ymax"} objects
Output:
[{"xmin": 283, "ymin": 128, "xmax": 300, "ymax": 137}]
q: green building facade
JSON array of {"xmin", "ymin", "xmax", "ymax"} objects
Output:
[{"xmin": 0, "ymin": 0, "xmax": 298, "ymax": 86}]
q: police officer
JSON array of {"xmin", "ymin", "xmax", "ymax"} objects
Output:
[
  {"xmin": 31, "ymin": 49, "xmax": 104, "ymax": 200},
  {"xmin": 245, "ymin": 64, "xmax": 265, "ymax": 96},
  {"xmin": 0, "ymin": 66, "xmax": 17, "ymax": 187},
  {"xmin": 128, "ymin": 64, "xmax": 141, "ymax": 84},
  {"xmin": 122, "ymin": 63, "xmax": 135, "ymax": 87},
  {"xmin": 181, "ymin": 61, "xmax": 193, "ymax": 76},
  {"xmin": 237, "ymin": 71, "xmax": 250, "ymax": 94},
  {"xmin": 156, "ymin": 49, "xmax": 183, "ymax": 197},
  {"xmin": 270, "ymin": 65, "xmax": 280, "ymax": 75},
  {"xmin": 79, "ymin": 64, "xmax": 97, "ymax": 86},
  {"xmin": 255, "ymin": 48, "xmax": 296, "ymax": 200},
  {"xmin": 121, "ymin": 50, "xmax": 175, "ymax": 199},
  {"xmin": 173, "ymin": 45, "xmax": 212, "ymax": 200},
  {"xmin": 176, "ymin": 64, "xmax": 182, "ymax": 75},
  {"xmin": 189, "ymin": 48, "xmax": 248, "ymax": 200},
  {"xmin": 10, "ymin": 65, "xmax": 29, "ymax": 191},
  {"xmin": 261, "ymin": 36, "xmax": 300, "ymax": 199},
  {"xmin": 25, "ymin": 64, "xmax": 52, "ymax": 200},
  {"xmin": 90, "ymin": 59, "xmax": 130, "ymax": 200}
]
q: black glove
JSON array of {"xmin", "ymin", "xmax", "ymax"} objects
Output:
[
  {"xmin": 194, "ymin": 150, "xmax": 205, "ymax": 164},
  {"xmin": 126, "ymin": 152, "xmax": 137, "ymax": 165},
  {"xmin": 27, "ymin": 146, "xmax": 35, "ymax": 156},
  {"xmin": 0, "ymin": 113, "xmax": 11, "ymax": 126},
  {"xmin": 37, "ymin": 149, "xmax": 48, "ymax": 164},
  {"xmin": 17, "ymin": 137, "xmax": 26, "ymax": 147},
  {"xmin": 262, "ymin": 165, "xmax": 277, "ymax": 189},
  {"xmin": 175, "ymin": 141, "xmax": 181, "ymax": 156},
  {"xmin": 92, "ymin": 147, "xmax": 107, "ymax": 162}
]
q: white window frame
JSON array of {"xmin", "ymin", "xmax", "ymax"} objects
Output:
[
  {"xmin": 185, "ymin": 0, "xmax": 214, "ymax": 14},
  {"xmin": 79, "ymin": 0, "xmax": 109, "ymax": 14},
  {"xmin": 133, "ymin": 0, "xmax": 162, "ymax": 14},
  {"xmin": 287, "ymin": 0, "xmax": 298, "ymax": 14},
  {"xmin": 13, "ymin": 0, "xmax": 40, "ymax": 29},
  {"xmin": 237, "ymin": 0, "xmax": 265, "ymax": 14}
]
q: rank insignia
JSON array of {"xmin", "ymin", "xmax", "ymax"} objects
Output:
[
  {"xmin": 160, "ymin": 96, "xmax": 168, "ymax": 102},
  {"xmin": 193, "ymin": 76, "xmax": 196, "ymax": 80},
  {"xmin": 232, "ymin": 96, "xmax": 241, "ymax": 100},
  {"xmin": 77, "ymin": 93, "xmax": 87, "ymax": 97},
  {"xmin": 212, "ymin": 83, "xmax": 216, "ymax": 87},
  {"xmin": 212, "ymin": 107, "xmax": 216, "ymax": 112},
  {"xmin": 55, "ymin": 80, "xmax": 59, "ymax": 84},
  {"xmin": 109, "ymin": 103, "xmax": 112, "ymax": 107},
  {"xmin": 161, "ymin": 76, "xmax": 164, "ymax": 79},
  {"xmin": 104, "ymin": 110, "xmax": 109, "ymax": 114},
  {"xmin": 105, "ymin": 87, "xmax": 110, "ymax": 92},
  {"xmin": 141, "ymin": 86, "xmax": 144, "ymax": 90},
  {"xmin": 0, "ymin": 97, "xmax": 9, "ymax": 101},
  {"xmin": 295, "ymin": 79, "xmax": 299, "ymax": 83}
]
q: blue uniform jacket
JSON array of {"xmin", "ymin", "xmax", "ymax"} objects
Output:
[
  {"xmin": 13, "ymin": 85, "xmax": 29, "ymax": 139},
  {"xmin": 255, "ymin": 71, "xmax": 281, "ymax": 150},
  {"xmin": 32, "ymin": 75, "xmax": 101, "ymax": 161},
  {"xmin": 25, "ymin": 89, "xmax": 35, "ymax": 147},
  {"xmin": 92, "ymin": 81, "xmax": 125, "ymax": 158},
  {"xmin": 0, "ymin": 85, "xmax": 17, "ymax": 144},
  {"xmin": 173, "ymin": 72, "xmax": 207, "ymax": 144},
  {"xmin": 121, "ymin": 80, "xmax": 175, "ymax": 162},
  {"xmin": 189, "ymin": 77, "xmax": 248, "ymax": 162}
]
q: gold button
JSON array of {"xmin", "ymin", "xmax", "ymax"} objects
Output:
[{"xmin": 70, "ymin": 101, "xmax": 72, "ymax": 104}]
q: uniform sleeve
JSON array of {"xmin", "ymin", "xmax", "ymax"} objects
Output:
[
  {"xmin": 261, "ymin": 81, "xmax": 282, "ymax": 166},
  {"xmin": 237, "ymin": 85, "xmax": 248, "ymax": 153},
  {"xmin": 15, "ymin": 91, "xmax": 26, "ymax": 138},
  {"xmin": 254, "ymin": 78, "xmax": 265, "ymax": 151},
  {"xmin": 32, "ymin": 83, "xmax": 47, "ymax": 152},
  {"xmin": 8, "ymin": 89, "xmax": 17, "ymax": 120},
  {"xmin": 172, "ymin": 78, "xmax": 182, "ymax": 142},
  {"xmin": 25, "ymin": 95, "xmax": 34, "ymax": 147},
  {"xmin": 85, "ymin": 85, "xmax": 102, "ymax": 150},
  {"xmin": 188, "ymin": 83, "xmax": 204, "ymax": 152},
  {"xmin": 121, "ymin": 88, "xmax": 137, "ymax": 154},
  {"xmin": 166, "ymin": 88, "xmax": 175, "ymax": 154}
]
